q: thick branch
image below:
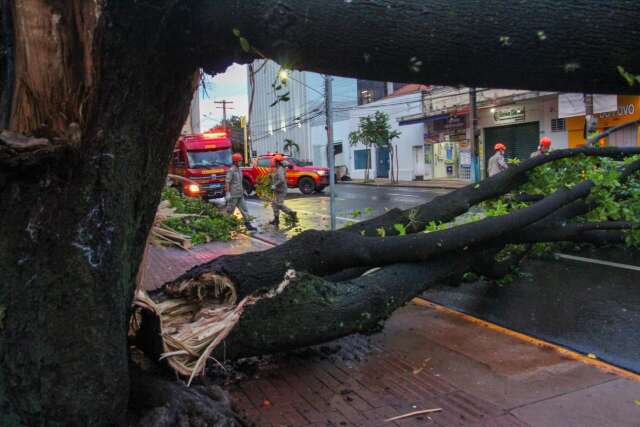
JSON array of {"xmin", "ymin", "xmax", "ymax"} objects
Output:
[
  {"xmin": 164, "ymin": 179, "xmax": 594, "ymax": 302},
  {"xmin": 348, "ymin": 146, "xmax": 640, "ymax": 237},
  {"xmin": 192, "ymin": 0, "xmax": 640, "ymax": 94},
  {"xmin": 509, "ymin": 221, "xmax": 637, "ymax": 244},
  {"xmin": 138, "ymin": 258, "xmax": 469, "ymax": 366}
]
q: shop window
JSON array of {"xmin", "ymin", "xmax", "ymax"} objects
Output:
[
  {"xmin": 354, "ymin": 149, "xmax": 370, "ymax": 170},
  {"xmin": 551, "ymin": 118, "xmax": 566, "ymax": 132}
]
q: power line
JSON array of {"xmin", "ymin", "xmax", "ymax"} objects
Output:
[{"xmin": 250, "ymin": 111, "xmax": 324, "ymax": 143}]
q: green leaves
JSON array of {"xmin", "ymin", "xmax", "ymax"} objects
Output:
[
  {"xmin": 232, "ymin": 28, "xmax": 251, "ymax": 52},
  {"xmin": 161, "ymin": 188, "xmax": 242, "ymax": 244},
  {"xmin": 393, "ymin": 223, "xmax": 407, "ymax": 236},
  {"xmin": 617, "ymin": 66, "xmax": 640, "ymax": 87},
  {"xmin": 348, "ymin": 111, "xmax": 401, "ymax": 148}
]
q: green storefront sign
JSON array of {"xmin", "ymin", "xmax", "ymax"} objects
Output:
[{"xmin": 493, "ymin": 105, "xmax": 525, "ymax": 123}]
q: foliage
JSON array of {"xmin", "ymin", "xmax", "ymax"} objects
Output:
[
  {"xmin": 348, "ymin": 111, "xmax": 401, "ymax": 181},
  {"xmin": 393, "ymin": 223, "xmax": 407, "ymax": 236},
  {"xmin": 254, "ymin": 174, "xmax": 274, "ymax": 207},
  {"xmin": 283, "ymin": 139, "xmax": 300, "ymax": 156},
  {"xmin": 480, "ymin": 153, "xmax": 640, "ymax": 249},
  {"xmin": 161, "ymin": 188, "xmax": 241, "ymax": 244}
]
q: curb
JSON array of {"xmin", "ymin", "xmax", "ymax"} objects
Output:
[
  {"xmin": 413, "ymin": 297, "xmax": 640, "ymax": 382},
  {"xmin": 244, "ymin": 233, "xmax": 278, "ymax": 247},
  {"xmin": 338, "ymin": 181, "xmax": 463, "ymax": 190}
]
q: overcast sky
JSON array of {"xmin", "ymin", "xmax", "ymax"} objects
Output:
[{"xmin": 199, "ymin": 63, "xmax": 248, "ymax": 130}]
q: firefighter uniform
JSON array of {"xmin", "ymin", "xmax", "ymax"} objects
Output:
[{"xmin": 271, "ymin": 163, "xmax": 296, "ymax": 224}]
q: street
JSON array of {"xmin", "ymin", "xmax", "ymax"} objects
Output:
[
  {"xmin": 243, "ymin": 183, "xmax": 450, "ymax": 238},
  {"xmin": 226, "ymin": 183, "xmax": 640, "ymax": 374}
]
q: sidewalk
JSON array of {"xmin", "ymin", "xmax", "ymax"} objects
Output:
[
  {"xmin": 141, "ymin": 236, "xmax": 640, "ymax": 426},
  {"xmin": 342, "ymin": 178, "xmax": 468, "ymax": 190}
]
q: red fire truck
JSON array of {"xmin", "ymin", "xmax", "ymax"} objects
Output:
[{"xmin": 168, "ymin": 128, "xmax": 232, "ymax": 199}]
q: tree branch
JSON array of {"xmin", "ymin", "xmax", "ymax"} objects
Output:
[
  {"xmin": 348, "ymin": 146, "xmax": 640, "ymax": 237},
  {"xmin": 191, "ymin": 0, "xmax": 640, "ymax": 94}
]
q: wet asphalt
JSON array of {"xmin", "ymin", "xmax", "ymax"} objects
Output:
[
  {"xmin": 219, "ymin": 183, "xmax": 640, "ymax": 373},
  {"xmin": 423, "ymin": 247, "xmax": 640, "ymax": 373}
]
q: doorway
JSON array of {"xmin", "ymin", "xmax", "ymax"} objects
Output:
[
  {"xmin": 413, "ymin": 146, "xmax": 425, "ymax": 180},
  {"xmin": 376, "ymin": 146, "xmax": 390, "ymax": 178}
]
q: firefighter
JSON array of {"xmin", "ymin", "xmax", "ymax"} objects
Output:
[
  {"xmin": 225, "ymin": 153, "xmax": 257, "ymax": 231},
  {"xmin": 488, "ymin": 143, "xmax": 508, "ymax": 177},
  {"xmin": 530, "ymin": 136, "xmax": 552, "ymax": 158},
  {"xmin": 269, "ymin": 154, "xmax": 298, "ymax": 227}
]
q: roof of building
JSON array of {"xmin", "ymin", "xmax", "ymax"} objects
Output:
[{"xmin": 385, "ymin": 83, "xmax": 430, "ymax": 99}]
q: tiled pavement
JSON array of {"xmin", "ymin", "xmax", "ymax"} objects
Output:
[
  {"xmin": 141, "ymin": 237, "xmax": 640, "ymax": 427},
  {"xmin": 225, "ymin": 303, "xmax": 640, "ymax": 427}
]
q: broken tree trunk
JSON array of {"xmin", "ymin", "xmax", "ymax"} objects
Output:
[{"xmin": 135, "ymin": 147, "xmax": 640, "ymax": 382}]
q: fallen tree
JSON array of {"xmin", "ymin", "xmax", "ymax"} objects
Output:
[
  {"xmin": 1, "ymin": 0, "xmax": 640, "ymax": 424},
  {"xmin": 134, "ymin": 146, "xmax": 640, "ymax": 383}
]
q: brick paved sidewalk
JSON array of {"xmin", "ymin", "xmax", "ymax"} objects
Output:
[
  {"xmin": 140, "ymin": 236, "xmax": 640, "ymax": 427},
  {"xmin": 227, "ymin": 303, "xmax": 640, "ymax": 427}
]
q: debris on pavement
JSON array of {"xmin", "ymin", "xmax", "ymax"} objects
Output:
[{"xmin": 384, "ymin": 408, "xmax": 443, "ymax": 422}]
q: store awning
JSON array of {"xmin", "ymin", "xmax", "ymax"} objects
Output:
[{"xmin": 398, "ymin": 113, "xmax": 449, "ymax": 126}]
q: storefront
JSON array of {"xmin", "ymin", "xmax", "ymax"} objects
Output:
[
  {"xmin": 423, "ymin": 113, "xmax": 470, "ymax": 180},
  {"xmin": 479, "ymin": 99, "xmax": 550, "ymax": 177},
  {"xmin": 565, "ymin": 95, "xmax": 640, "ymax": 147}
]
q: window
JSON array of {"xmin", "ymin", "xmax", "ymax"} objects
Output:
[
  {"xmin": 551, "ymin": 118, "xmax": 566, "ymax": 132},
  {"xmin": 257, "ymin": 159, "xmax": 270, "ymax": 167},
  {"xmin": 334, "ymin": 142, "xmax": 343, "ymax": 155},
  {"xmin": 186, "ymin": 149, "xmax": 231, "ymax": 168},
  {"xmin": 354, "ymin": 149, "xmax": 371, "ymax": 170},
  {"xmin": 172, "ymin": 151, "xmax": 184, "ymax": 165}
]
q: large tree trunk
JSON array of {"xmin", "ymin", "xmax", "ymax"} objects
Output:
[
  {"xmin": 0, "ymin": 2, "xmax": 202, "ymax": 424},
  {"xmin": 0, "ymin": 0, "xmax": 639, "ymax": 424}
]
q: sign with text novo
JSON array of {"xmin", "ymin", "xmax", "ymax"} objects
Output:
[{"xmin": 493, "ymin": 105, "xmax": 525, "ymax": 123}]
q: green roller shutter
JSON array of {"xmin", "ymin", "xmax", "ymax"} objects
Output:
[{"xmin": 484, "ymin": 122, "xmax": 540, "ymax": 170}]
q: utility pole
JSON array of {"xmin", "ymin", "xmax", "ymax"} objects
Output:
[
  {"xmin": 324, "ymin": 75, "xmax": 337, "ymax": 231},
  {"xmin": 240, "ymin": 116, "xmax": 248, "ymax": 162},
  {"xmin": 469, "ymin": 88, "xmax": 480, "ymax": 182},
  {"xmin": 583, "ymin": 94, "xmax": 598, "ymax": 145},
  {"xmin": 214, "ymin": 99, "xmax": 234, "ymax": 130}
]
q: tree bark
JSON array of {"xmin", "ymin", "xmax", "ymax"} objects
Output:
[
  {"xmin": 191, "ymin": 0, "xmax": 640, "ymax": 94},
  {"xmin": 1, "ymin": 0, "xmax": 639, "ymax": 424},
  {"xmin": 0, "ymin": 2, "xmax": 204, "ymax": 424}
]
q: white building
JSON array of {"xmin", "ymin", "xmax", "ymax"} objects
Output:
[
  {"xmin": 181, "ymin": 89, "xmax": 201, "ymax": 135},
  {"xmin": 325, "ymin": 85, "xmax": 425, "ymax": 181},
  {"xmin": 247, "ymin": 60, "xmax": 357, "ymax": 162}
]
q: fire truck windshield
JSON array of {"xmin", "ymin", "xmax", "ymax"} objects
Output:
[{"xmin": 187, "ymin": 148, "xmax": 232, "ymax": 168}]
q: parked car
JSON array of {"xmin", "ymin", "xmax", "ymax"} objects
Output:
[{"xmin": 242, "ymin": 153, "xmax": 329, "ymax": 195}]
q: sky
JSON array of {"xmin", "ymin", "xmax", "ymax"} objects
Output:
[{"xmin": 199, "ymin": 63, "xmax": 248, "ymax": 131}]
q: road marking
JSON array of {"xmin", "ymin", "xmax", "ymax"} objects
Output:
[
  {"xmin": 389, "ymin": 193, "xmax": 421, "ymax": 198},
  {"xmin": 245, "ymin": 200, "xmax": 362, "ymax": 223},
  {"xmin": 555, "ymin": 253, "xmax": 640, "ymax": 272},
  {"xmin": 413, "ymin": 298, "xmax": 640, "ymax": 383}
]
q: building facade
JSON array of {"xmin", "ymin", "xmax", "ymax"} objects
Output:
[
  {"xmin": 181, "ymin": 89, "xmax": 201, "ymax": 135},
  {"xmin": 247, "ymin": 60, "xmax": 357, "ymax": 163}
]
